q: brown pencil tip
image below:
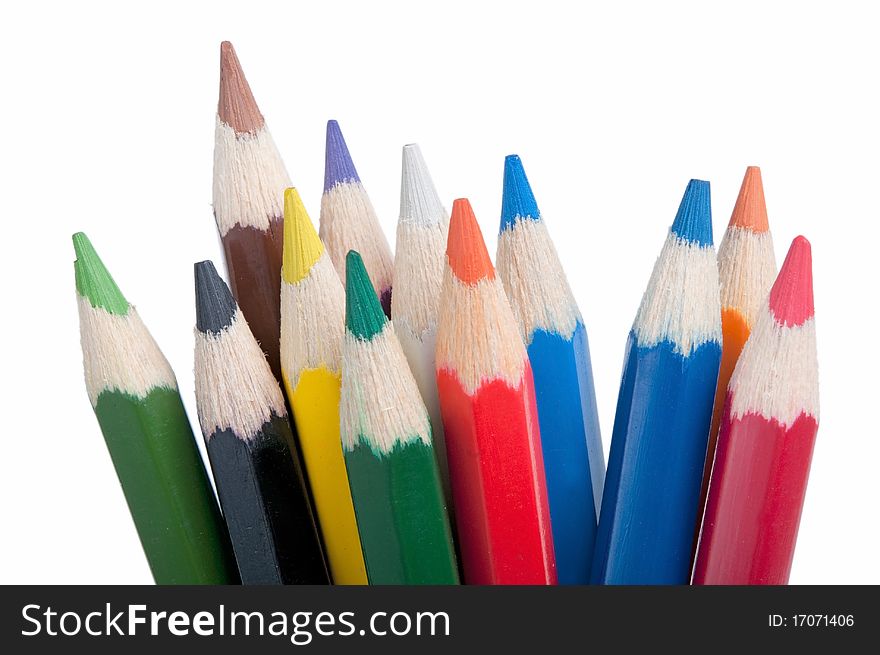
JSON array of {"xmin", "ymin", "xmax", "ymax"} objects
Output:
[
  {"xmin": 447, "ymin": 198, "xmax": 495, "ymax": 284},
  {"xmin": 728, "ymin": 166, "xmax": 769, "ymax": 233},
  {"xmin": 218, "ymin": 41, "xmax": 264, "ymax": 134}
]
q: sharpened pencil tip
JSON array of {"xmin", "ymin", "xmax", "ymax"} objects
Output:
[
  {"xmin": 671, "ymin": 179, "xmax": 713, "ymax": 246},
  {"xmin": 500, "ymin": 154, "xmax": 540, "ymax": 232},
  {"xmin": 282, "ymin": 188, "xmax": 324, "ymax": 285},
  {"xmin": 729, "ymin": 166, "xmax": 769, "ymax": 233},
  {"xmin": 195, "ymin": 260, "xmax": 238, "ymax": 335},
  {"xmin": 345, "ymin": 250, "xmax": 387, "ymax": 340},
  {"xmin": 324, "ymin": 120, "xmax": 361, "ymax": 193},
  {"xmin": 72, "ymin": 232, "xmax": 129, "ymax": 316},
  {"xmin": 447, "ymin": 199, "xmax": 495, "ymax": 284},
  {"xmin": 218, "ymin": 40, "xmax": 263, "ymax": 134},
  {"xmin": 400, "ymin": 143, "xmax": 445, "ymax": 227},
  {"xmin": 769, "ymin": 236, "xmax": 814, "ymax": 327}
]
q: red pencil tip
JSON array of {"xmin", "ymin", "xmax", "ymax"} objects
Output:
[
  {"xmin": 768, "ymin": 236, "xmax": 814, "ymax": 327},
  {"xmin": 728, "ymin": 166, "xmax": 769, "ymax": 232},
  {"xmin": 218, "ymin": 41, "xmax": 263, "ymax": 134},
  {"xmin": 447, "ymin": 198, "xmax": 495, "ymax": 284}
]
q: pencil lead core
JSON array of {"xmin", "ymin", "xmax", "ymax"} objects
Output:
[
  {"xmin": 283, "ymin": 188, "xmax": 324, "ymax": 284},
  {"xmin": 400, "ymin": 144, "xmax": 445, "ymax": 227},
  {"xmin": 729, "ymin": 166, "xmax": 769, "ymax": 233},
  {"xmin": 324, "ymin": 120, "xmax": 361, "ymax": 193},
  {"xmin": 72, "ymin": 232, "xmax": 129, "ymax": 316},
  {"xmin": 345, "ymin": 250, "xmax": 387, "ymax": 341},
  {"xmin": 447, "ymin": 199, "xmax": 495, "ymax": 284},
  {"xmin": 768, "ymin": 236, "xmax": 814, "ymax": 327},
  {"xmin": 195, "ymin": 260, "xmax": 238, "ymax": 335},
  {"xmin": 671, "ymin": 179, "xmax": 713, "ymax": 246},
  {"xmin": 500, "ymin": 154, "xmax": 540, "ymax": 232},
  {"xmin": 218, "ymin": 41, "xmax": 264, "ymax": 134}
]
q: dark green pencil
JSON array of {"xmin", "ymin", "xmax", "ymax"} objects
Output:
[{"xmin": 340, "ymin": 250, "xmax": 458, "ymax": 584}]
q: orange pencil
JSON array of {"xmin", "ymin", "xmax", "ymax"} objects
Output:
[{"xmin": 694, "ymin": 167, "xmax": 776, "ymax": 552}]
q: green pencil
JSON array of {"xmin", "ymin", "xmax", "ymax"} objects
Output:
[
  {"xmin": 340, "ymin": 250, "xmax": 458, "ymax": 584},
  {"xmin": 73, "ymin": 232, "xmax": 238, "ymax": 584}
]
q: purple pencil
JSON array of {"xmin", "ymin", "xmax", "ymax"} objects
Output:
[{"xmin": 318, "ymin": 120, "xmax": 394, "ymax": 316}]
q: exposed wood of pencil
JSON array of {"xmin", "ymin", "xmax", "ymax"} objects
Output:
[
  {"xmin": 280, "ymin": 187, "xmax": 368, "ymax": 585},
  {"xmin": 341, "ymin": 250, "xmax": 458, "ymax": 584},
  {"xmin": 436, "ymin": 198, "xmax": 556, "ymax": 585},
  {"xmin": 213, "ymin": 40, "xmax": 289, "ymax": 380},
  {"xmin": 194, "ymin": 260, "xmax": 328, "ymax": 585},
  {"xmin": 496, "ymin": 154, "xmax": 603, "ymax": 585},
  {"xmin": 591, "ymin": 180, "xmax": 722, "ymax": 585},
  {"xmin": 693, "ymin": 236, "xmax": 818, "ymax": 585},
  {"xmin": 74, "ymin": 232, "xmax": 237, "ymax": 584}
]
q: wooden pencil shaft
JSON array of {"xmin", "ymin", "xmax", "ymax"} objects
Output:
[
  {"xmin": 526, "ymin": 326, "xmax": 601, "ymax": 584},
  {"xmin": 221, "ymin": 221, "xmax": 285, "ymax": 380},
  {"xmin": 592, "ymin": 180, "xmax": 721, "ymax": 584},
  {"xmin": 342, "ymin": 252, "xmax": 458, "ymax": 584},
  {"xmin": 344, "ymin": 437, "xmax": 458, "ymax": 584},
  {"xmin": 94, "ymin": 388, "xmax": 238, "ymax": 584},
  {"xmin": 496, "ymin": 155, "xmax": 604, "ymax": 584},
  {"xmin": 592, "ymin": 335, "xmax": 720, "ymax": 584},
  {"xmin": 194, "ymin": 261, "xmax": 328, "ymax": 585},
  {"xmin": 206, "ymin": 415, "xmax": 329, "ymax": 584},
  {"xmin": 437, "ymin": 368, "xmax": 556, "ymax": 584},
  {"xmin": 74, "ymin": 232, "xmax": 238, "ymax": 584},
  {"xmin": 693, "ymin": 403, "xmax": 818, "ymax": 584},
  {"xmin": 284, "ymin": 368, "xmax": 368, "ymax": 585}
]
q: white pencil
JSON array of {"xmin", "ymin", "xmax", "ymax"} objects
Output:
[{"xmin": 391, "ymin": 144, "xmax": 454, "ymax": 519}]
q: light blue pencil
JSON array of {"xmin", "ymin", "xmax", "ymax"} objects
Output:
[{"xmin": 496, "ymin": 154, "xmax": 604, "ymax": 585}]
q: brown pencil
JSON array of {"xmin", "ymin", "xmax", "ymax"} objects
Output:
[{"xmin": 212, "ymin": 41, "xmax": 290, "ymax": 380}]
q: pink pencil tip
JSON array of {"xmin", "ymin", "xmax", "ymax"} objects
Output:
[{"xmin": 768, "ymin": 236, "xmax": 814, "ymax": 326}]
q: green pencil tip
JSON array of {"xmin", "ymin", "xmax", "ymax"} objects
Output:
[
  {"xmin": 72, "ymin": 232, "xmax": 129, "ymax": 315},
  {"xmin": 345, "ymin": 250, "xmax": 387, "ymax": 340}
]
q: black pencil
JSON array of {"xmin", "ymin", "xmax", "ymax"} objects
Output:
[{"xmin": 193, "ymin": 260, "xmax": 328, "ymax": 584}]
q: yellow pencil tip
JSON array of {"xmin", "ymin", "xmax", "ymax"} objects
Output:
[{"xmin": 283, "ymin": 188, "xmax": 324, "ymax": 284}]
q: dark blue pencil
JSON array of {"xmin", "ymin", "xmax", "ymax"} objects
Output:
[{"xmin": 591, "ymin": 179, "xmax": 722, "ymax": 584}]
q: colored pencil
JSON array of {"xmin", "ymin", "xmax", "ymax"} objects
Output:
[
  {"xmin": 436, "ymin": 198, "xmax": 556, "ymax": 585},
  {"xmin": 693, "ymin": 166, "xmax": 776, "ymax": 556},
  {"xmin": 390, "ymin": 143, "xmax": 454, "ymax": 520},
  {"xmin": 591, "ymin": 180, "xmax": 722, "ymax": 585},
  {"xmin": 319, "ymin": 120, "xmax": 394, "ymax": 316},
  {"xmin": 693, "ymin": 236, "xmax": 818, "ymax": 585},
  {"xmin": 193, "ymin": 260, "xmax": 328, "ymax": 585},
  {"xmin": 496, "ymin": 154, "xmax": 604, "ymax": 585},
  {"xmin": 279, "ymin": 187, "xmax": 367, "ymax": 585},
  {"xmin": 340, "ymin": 250, "xmax": 458, "ymax": 584},
  {"xmin": 73, "ymin": 233, "xmax": 237, "ymax": 584},
  {"xmin": 212, "ymin": 41, "xmax": 289, "ymax": 380}
]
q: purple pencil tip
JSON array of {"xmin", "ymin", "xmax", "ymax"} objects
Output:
[{"xmin": 324, "ymin": 120, "xmax": 361, "ymax": 193}]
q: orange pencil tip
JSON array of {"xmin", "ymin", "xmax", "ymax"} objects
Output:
[
  {"xmin": 447, "ymin": 199, "xmax": 495, "ymax": 284},
  {"xmin": 728, "ymin": 166, "xmax": 769, "ymax": 233}
]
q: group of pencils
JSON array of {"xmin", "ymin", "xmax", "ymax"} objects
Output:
[{"xmin": 74, "ymin": 42, "xmax": 819, "ymax": 586}]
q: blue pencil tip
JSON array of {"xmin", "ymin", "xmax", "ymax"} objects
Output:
[
  {"xmin": 324, "ymin": 120, "xmax": 360, "ymax": 193},
  {"xmin": 670, "ymin": 179, "xmax": 713, "ymax": 246},
  {"xmin": 500, "ymin": 154, "xmax": 541, "ymax": 233}
]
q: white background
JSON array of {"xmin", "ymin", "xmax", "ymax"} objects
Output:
[{"xmin": 1, "ymin": 0, "xmax": 877, "ymax": 584}]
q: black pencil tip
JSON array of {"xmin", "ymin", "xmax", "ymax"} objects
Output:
[{"xmin": 194, "ymin": 260, "xmax": 238, "ymax": 334}]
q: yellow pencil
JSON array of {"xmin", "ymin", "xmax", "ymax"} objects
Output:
[{"xmin": 280, "ymin": 187, "xmax": 368, "ymax": 584}]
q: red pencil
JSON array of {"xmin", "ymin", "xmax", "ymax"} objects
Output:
[
  {"xmin": 693, "ymin": 236, "xmax": 819, "ymax": 585},
  {"xmin": 435, "ymin": 198, "xmax": 556, "ymax": 585}
]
